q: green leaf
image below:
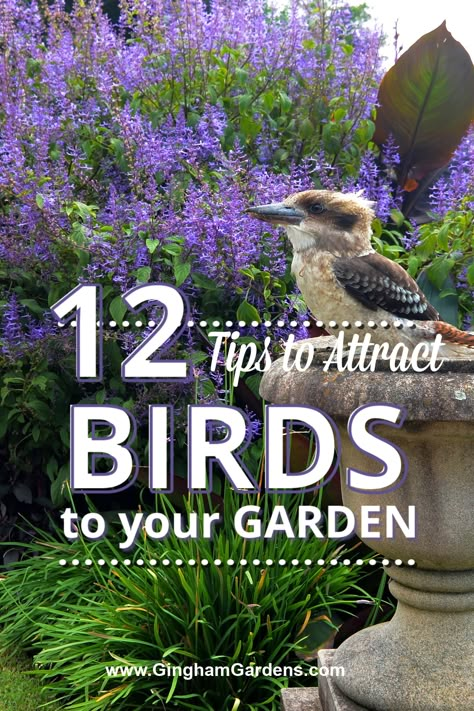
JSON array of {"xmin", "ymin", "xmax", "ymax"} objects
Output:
[
  {"xmin": 46, "ymin": 456, "xmax": 58, "ymax": 481},
  {"xmin": 416, "ymin": 228, "xmax": 439, "ymax": 258},
  {"xmin": 31, "ymin": 375, "xmax": 48, "ymax": 391},
  {"xmin": 190, "ymin": 350, "xmax": 208, "ymax": 365},
  {"xmin": 104, "ymin": 340, "xmax": 124, "ymax": 371},
  {"xmin": 374, "ymin": 22, "xmax": 474, "ymax": 187},
  {"xmin": 407, "ymin": 255, "xmax": 422, "ymax": 277},
  {"xmin": 278, "ymin": 91, "xmax": 292, "ymax": 113},
  {"xmin": 35, "ymin": 193, "xmax": 45, "ymax": 209},
  {"xmin": 333, "ymin": 108, "xmax": 346, "ymax": 122},
  {"xmin": 273, "ymin": 148, "xmax": 289, "ymax": 163},
  {"xmin": 439, "ymin": 288, "xmax": 458, "ymax": 298},
  {"xmin": 467, "ymin": 262, "xmax": 474, "ymax": 286},
  {"xmin": 162, "ymin": 243, "xmax": 182, "ymax": 256},
  {"xmin": 13, "ymin": 482, "xmax": 32, "ymax": 504},
  {"xmin": 146, "ymin": 238, "xmax": 160, "ymax": 254},
  {"xmin": 300, "ymin": 117, "xmax": 313, "ymax": 139},
  {"xmin": 245, "ymin": 373, "xmax": 263, "ymax": 397},
  {"xmin": 296, "ymin": 616, "xmax": 339, "ymax": 660},
  {"xmin": 389, "ymin": 208, "xmax": 405, "ymax": 227},
  {"xmin": 240, "ymin": 116, "xmax": 261, "ymax": 138},
  {"xmin": 199, "ymin": 378, "xmax": 216, "ymax": 397},
  {"xmin": 262, "ymin": 91, "xmax": 275, "ymax": 112},
  {"xmin": 28, "ymin": 399, "xmax": 54, "ymax": 420},
  {"xmin": 50, "ymin": 463, "xmax": 70, "ymax": 507},
  {"xmin": 238, "ymin": 94, "xmax": 252, "ymax": 113},
  {"xmin": 174, "ymin": 262, "xmax": 191, "ymax": 287},
  {"xmin": 417, "ymin": 270, "xmax": 459, "ymax": 325},
  {"xmin": 187, "ymin": 111, "xmax": 200, "ymax": 127},
  {"xmin": 236, "ymin": 300, "xmax": 261, "ymax": 324},
  {"xmin": 426, "ymin": 257, "xmax": 456, "ymax": 290},
  {"xmin": 235, "ymin": 68, "xmax": 249, "ymax": 83},
  {"xmin": 192, "ymin": 272, "xmax": 216, "ymax": 289},
  {"xmin": 95, "ymin": 389, "xmax": 106, "ymax": 404},
  {"xmin": 72, "ymin": 201, "xmax": 98, "ymax": 221},
  {"xmin": 136, "ymin": 266, "xmax": 151, "ymax": 283},
  {"xmin": 19, "ymin": 298, "xmax": 44, "ymax": 316},
  {"xmin": 109, "ymin": 295, "xmax": 127, "ymax": 324},
  {"xmin": 437, "ymin": 223, "xmax": 450, "ymax": 251},
  {"xmin": 240, "ymin": 266, "xmax": 257, "ymax": 280}
]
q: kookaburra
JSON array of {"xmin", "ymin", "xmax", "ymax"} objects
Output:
[{"xmin": 247, "ymin": 189, "xmax": 474, "ymax": 357}]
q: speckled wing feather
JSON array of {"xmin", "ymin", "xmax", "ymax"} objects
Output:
[{"xmin": 333, "ymin": 253, "xmax": 439, "ymax": 321}]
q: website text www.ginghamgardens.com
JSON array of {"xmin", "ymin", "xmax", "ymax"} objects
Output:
[{"xmin": 105, "ymin": 662, "xmax": 345, "ymax": 680}]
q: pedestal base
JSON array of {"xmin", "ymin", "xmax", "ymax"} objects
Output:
[
  {"xmin": 280, "ymin": 687, "xmax": 322, "ymax": 711},
  {"xmin": 318, "ymin": 650, "xmax": 368, "ymax": 711},
  {"xmin": 281, "ymin": 643, "xmax": 471, "ymax": 710},
  {"xmin": 332, "ymin": 568, "xmax": 474, "ymax": 711},
  {"xmin": 279, "ymin": 650, "xmax": 368, "ymax": 711}
]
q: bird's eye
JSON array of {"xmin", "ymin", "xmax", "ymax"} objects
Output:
[{"xmin": 309, "ymin": 203, "xmax": 325, "ymax": 215}]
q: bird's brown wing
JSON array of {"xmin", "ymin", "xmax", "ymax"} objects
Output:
[{"xmin": 333, "ymin": 253, "xmax": 439, "ymax": 321}]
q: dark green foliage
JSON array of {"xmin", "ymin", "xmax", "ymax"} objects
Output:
[{"xmin": 0, "ymin": 492, "xmax": 388, "ymax": 710}]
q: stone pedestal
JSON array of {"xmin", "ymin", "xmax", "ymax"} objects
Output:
[
  {"xmin": 261, "ymin": 340, "xmax": 474, "ymax": 711},
  {"xmin": 318, "ymin": 650, "xmax": 367, "ymax": 711},
  {"xmin": 280, "ymin": 687, "xmax": 323, "ymax": 711}
]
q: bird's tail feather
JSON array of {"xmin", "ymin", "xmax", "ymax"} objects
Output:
[{"xmin": 433, "ymin": 322, "xmax": 474, "ymax": 349}]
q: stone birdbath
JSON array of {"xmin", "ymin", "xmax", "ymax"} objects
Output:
[{"xmin": 260, "ymin": 338, "xmax": 474, "ymax": 711}]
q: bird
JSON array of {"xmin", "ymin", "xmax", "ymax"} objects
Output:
[{"xmin": 247, "ymin": 189, "xmax": 474, "ymax": 358}]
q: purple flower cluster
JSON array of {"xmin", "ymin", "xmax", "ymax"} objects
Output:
[
  {"xmin": 0, "ymin": 296, "xmax": 24, "ymax": 358},
  {"xmin": 3, "ymin": 0, "xmax": 468, "ymax": 362},
  {"xmin": 429, "ymin": 127, "xmax": 474, "ymax": 217},
  {"xmin": 0, "ymin": 295, "xmax": 57, "ymax": 358},
  {"xmin": 1, "ymin": 0, "xmax": 472, "ymax": 477}
]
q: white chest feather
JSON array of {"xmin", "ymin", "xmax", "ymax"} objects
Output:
[
  {"xmin": 286, "ymin": 225, "xmax": 316, "ymax": 253},
  {"xmin": 291, "ymin": 250, "xmax": 347, "ymax": 320}
]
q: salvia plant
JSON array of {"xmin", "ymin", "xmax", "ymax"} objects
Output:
[
  {"xmin": 0, "ymin": 0, "xmax": 387, "ymax": 506},
  {"xmin": 0, "ymin": 1, "xmax": 473, "ymax": 507},
  {"xmin": 0, "ymin": 2, "xmax": 472, "ymax": 705}
]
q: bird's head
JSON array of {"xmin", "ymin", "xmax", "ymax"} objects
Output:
[{"xmin": 246, "ymin": 189, "xmax": 375, "ymax": 256}]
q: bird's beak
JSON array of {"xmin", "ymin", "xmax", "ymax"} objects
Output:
[{"xmin": 246, "ymin": 202, "xmax": 305, "ymax": 225}]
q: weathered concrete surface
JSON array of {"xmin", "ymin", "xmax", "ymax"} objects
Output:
[
  {"xmin": 282, "ymin": 647, "xmax": 474, "ymax": 711},
  {"xmin": 260, "ymin": 347, "xmax": 474, "ymax": 422},
  {"xmin": 333, "ymin": 600, "xmax": 474, "ymax": 710},
  {"xmin": 261, "ymin": 347, "xmax": 474, "ymax": 568},
  {"xmin": 318, "ymin": 651, "xmax": 367, "ymax": 711},
  {"xmin": 337, "ymin": 420, "xmax": 474, "ymax": 569},
  {"xmin": 263, "ymin": 338, "xmax": 474, "ymax": 711},
  {"xmin": 281, "ymin": 687, "xmax": 322, "ymax": 711}
]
